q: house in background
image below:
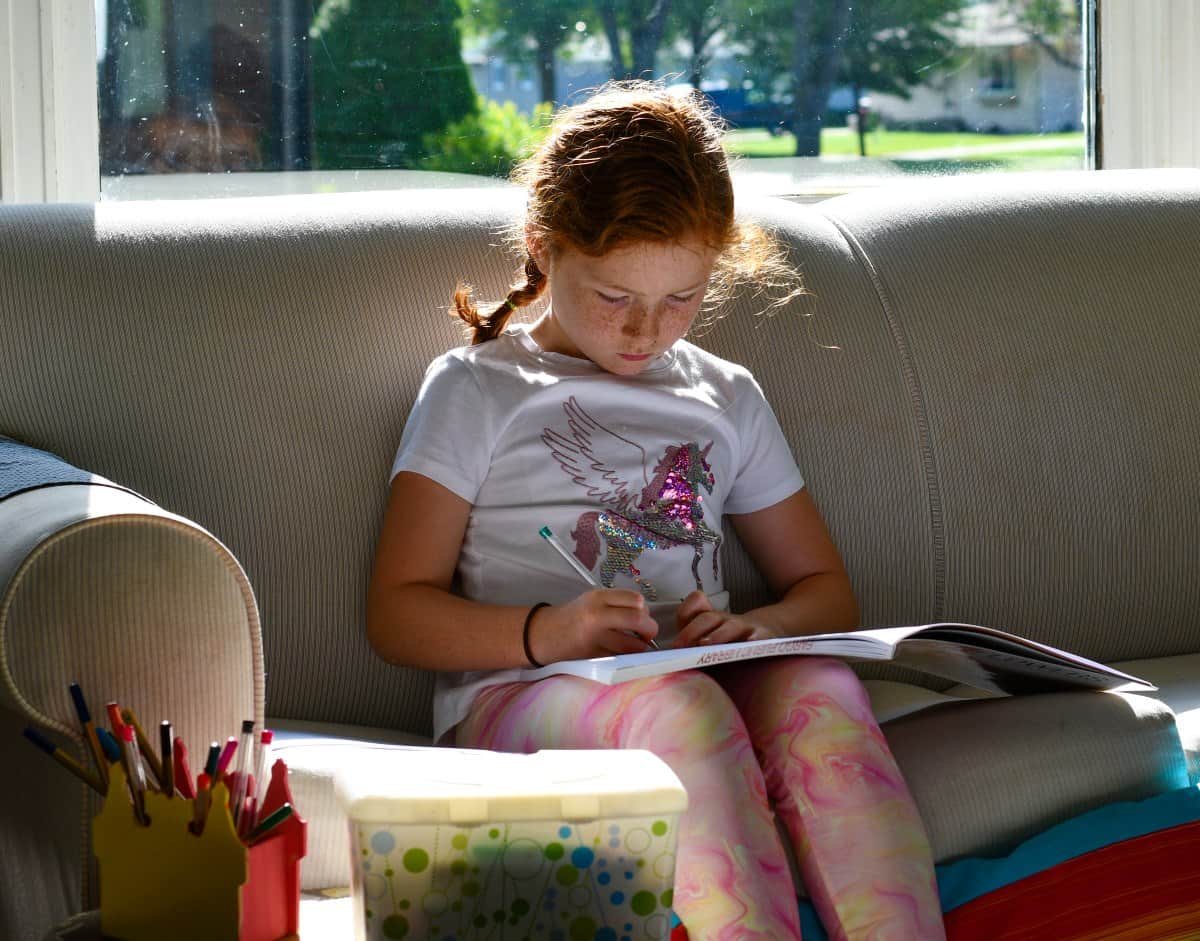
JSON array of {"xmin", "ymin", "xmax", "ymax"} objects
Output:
[{"xmin": 868, "ymin": 1, "xmax": 1083, "ymax": 133}]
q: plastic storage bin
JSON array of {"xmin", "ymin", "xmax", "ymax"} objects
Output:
[{"xmin": 335, "ymin": 748, "xmax": 688, "ymax": 941}]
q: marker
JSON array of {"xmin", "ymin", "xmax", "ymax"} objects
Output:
[
  {"xmin": 246, "ymin": 802, "xmax": 293, "ymax": 845},
  {"xmin": 251, "ymin": 729, "xmax": 273, "ymax": 828},
  {"xmin": 159, "ymin": 721, "xmax": 174, "ymax": 797},
  {"xmin": 95, "ymin": 726, "xmax": 122, "ymax": 763},
  {"xmin": 214, "ymin": 736, "xmax": 238, "ymax": 782},
  {"xmin": 105, "ymin": 702, "xmax": 124, "ymax": 733},
  {"xmin": 117, "ymin": 724, "xmax": 149, "ymax": 824},
  {"xmin": 22, "ymin": 727, "xmax": 104, "ymax": 794},
  {"xmin": 68, "ymin": 683, "xmax": 108, "ymax": 792},
  {"xmin": 538, "ymin": 525, "xmax": 660, "ymax": 649},
  {"xmin": 173, "ymin": 737, "xmax": 196, "ymax": 800},
  {"xmin": 121, "ymin": 708, "xmax": 164, "ymax": 791},
  {"xmin": 204, "ymin": 741, "xmax": 221, "ymax": 779},
  {"xmin": 230, "ymin": 720, "xmax": 254, "ymax": 830}
]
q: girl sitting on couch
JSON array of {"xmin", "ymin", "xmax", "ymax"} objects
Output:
[{"xmin": 367, "ymin": 80, "xmax": 945, "ymax": 941}]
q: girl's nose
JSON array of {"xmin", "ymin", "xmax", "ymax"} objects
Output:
[{"xmin": 621, "ymin": 303, "xmax": 651, "ymax": 338}]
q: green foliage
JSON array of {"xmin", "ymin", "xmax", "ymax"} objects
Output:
[
  {"xmin": 736, "ymin": 0, "xmax": 967, "ymax": 154},
  {"xmin": 1011, "ymin": 0, "xmax": 1082, "ymax": 37},
  {"xmin": 421, "ymin": 99, "xmax": 554, "ymax": 177},
  {"xmin": 838, "ymin": 0, "xmax": 966, "ymax": 100},
  {"xmin": 309, "ymin": 0, "xmax": 478, "ymax": 170},
  {"xmin": 1004, "ymin": 0, "xmax": 1083, "ymax": 68}
]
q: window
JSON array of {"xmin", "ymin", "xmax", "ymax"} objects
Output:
[{"xmin": 4, "ymin": 1, "xmax": 1198, "ymax": 204}]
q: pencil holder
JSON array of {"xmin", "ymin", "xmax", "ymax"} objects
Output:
[{"xmin": 92, "ymin": 759, "xmax": 306, "ymax": 941}]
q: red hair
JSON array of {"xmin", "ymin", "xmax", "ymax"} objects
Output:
[{"xmin": 455, "ymin": 81, "xmax": 800, "ymax": 343}]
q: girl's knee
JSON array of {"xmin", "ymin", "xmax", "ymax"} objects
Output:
[
  {"xmin": 726, "ymin": 657, "xmax": 877, "ymax": 729},
  {"xmin": 619, "ymin": 671, "xmax": 749, "ymax": 748},
  {"xmin": 786, "ymin": 657, "xmax": 869, "ymax": 702}
]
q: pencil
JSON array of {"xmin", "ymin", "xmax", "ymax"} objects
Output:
[
  {"xmin": 22, "ymin": 727, "xmax": 104, "ymax": 794},
  {"xmin": 68, "ymin": 683, "xmax": 109, "ymax": 793},
  {"xmin": 538, "ymin": 525, "xmax": 661, "ymax": 650}
]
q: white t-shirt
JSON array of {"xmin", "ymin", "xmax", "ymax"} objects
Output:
[{"xmin": 391, "ymin": 324, "xmax": 805, "ymax": 741}]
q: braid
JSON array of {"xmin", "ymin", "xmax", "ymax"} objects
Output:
[{"xmin": 453, "ymin": 255, "xmax": 547, "ymax": 345}]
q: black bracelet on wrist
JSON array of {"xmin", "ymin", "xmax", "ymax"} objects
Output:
[{"xmin": 522, "ymin": 602, "xmax": 551, "ymax": 668}]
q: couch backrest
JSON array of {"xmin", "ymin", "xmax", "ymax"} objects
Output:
[{"xmin": 2, "ymin": 169, "xmax": 1197, "ymax": 737}]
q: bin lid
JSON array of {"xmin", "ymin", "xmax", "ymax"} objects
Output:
[{"xmin": 334, "ymin": 748, "xmax": 687, "ymax": 824}]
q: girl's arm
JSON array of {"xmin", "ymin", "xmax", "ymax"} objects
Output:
[
  {"xmin": 675, "ymin": 487, "xmax": 859, "ymax": 645},
  {"xmin": 367, "ymin": 471, "xmax": 657, "ymax": 670}
]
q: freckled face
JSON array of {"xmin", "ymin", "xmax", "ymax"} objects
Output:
[{"xmin": 529, "ymin": 236, "xmax": 717, "ymax": 377}]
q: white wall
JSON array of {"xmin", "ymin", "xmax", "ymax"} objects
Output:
[{"xmin": 1100, "ymin": 0, "xmax": 1200, "ymax": 169}]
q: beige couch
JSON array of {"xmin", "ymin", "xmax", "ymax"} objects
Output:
[{"xmin": 2, "ymin": 168, "xmax": 1198, "ymax": 939}]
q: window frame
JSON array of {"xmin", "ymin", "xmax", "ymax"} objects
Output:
[
  {"xmin": 0, "ymin": 0, "xmax": 99, "ymax": 203},
  {"xmin": 0, "ymin": 0, "xmax": 1194, "ymax": 205}
]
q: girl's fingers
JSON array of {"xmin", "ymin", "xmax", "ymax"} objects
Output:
[
  {"xmin": 600, "ymin": 588, "xmax": 649, "ymax": 609},
  {"xmin": 675, "ymin": 589, "xmax": 713, "ymax": 628},
  {"xmin": 696, "ymin": 621, "xmax": 754, "ymax": 646},
  {"xmin": 675, "ymin": 611, "xmax": 727, "ymax": 647}
]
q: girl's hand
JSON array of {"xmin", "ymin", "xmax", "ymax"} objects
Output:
[
  {"xmin": 673, "ymin": 590, "xmax": 783, "ymax": 648},
  {"xmin": 529, "ymin": 589, "xmax": 659, "ymax": 664}
]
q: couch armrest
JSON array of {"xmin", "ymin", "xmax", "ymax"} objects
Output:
[{"xmin": 0, "ymin": 473, "xmax": 263, "ymax": 936}]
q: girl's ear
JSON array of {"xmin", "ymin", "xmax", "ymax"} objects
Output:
[{"xmin": 525, "ymin": 228, "xmax": 550, "ymax": 277}]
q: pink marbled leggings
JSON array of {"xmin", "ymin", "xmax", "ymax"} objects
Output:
[{"xmin": 455, "ymin": 658, "xmax": 945, "ymax": 941}]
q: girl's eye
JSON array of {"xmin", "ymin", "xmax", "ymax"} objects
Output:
[
  {"xmin": 668, "ymin": 293, "xmax": 696, "ymax": 304},
  {"xmin": 598, "ymin": 292, "xmax": 628, "ymax": 305}
]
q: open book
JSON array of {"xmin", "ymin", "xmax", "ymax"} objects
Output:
[{"xmin": 519, "ymin": 622, "xmax": 1156, "ymax": 695}]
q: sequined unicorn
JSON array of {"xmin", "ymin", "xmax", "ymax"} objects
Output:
[{"xmin": 542, "ymin": 396, "xmax": 722, "ymax": 600}]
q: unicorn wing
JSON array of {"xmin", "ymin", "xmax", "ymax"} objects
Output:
[{"xmin": 541, "ymin": 396, "xmax": 649, "ymax": 509}]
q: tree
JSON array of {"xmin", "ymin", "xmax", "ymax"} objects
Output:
[
  {"xmin": 837, "ymin": 0, "xmax": 965, "ymax": 155},
  {"xmin": 309, "ymin": 0, "xmax": 477, "ymax": 169},
  {"xmin": 471, "ymin": 0, "xmax": 591, "ymax": 106},
  {"xmin": 596, "ymin": 0, "xmax": 674, "ymax": 79},
  {"xmin": 1005, "ymin": 0, "xmax": 1083, "ymax": 69},
  {"xmin": 667, "ymin": 0, "xmax": 737, "ymax": 90},
  {"xmin": 739, "ymin": 0, "xmax": 964, "ymax": 156}
]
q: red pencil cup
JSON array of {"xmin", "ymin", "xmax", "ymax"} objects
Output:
[{"xmin": 93, "ymin": 758, "xmax": 306, "ymax": 941}]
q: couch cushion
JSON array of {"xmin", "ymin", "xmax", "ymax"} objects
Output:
[
  {"xmin": 882, "ymin": 688, "xmax": 1190, "ymax": 862},
  {"xmin": 1110, "ymin": 652, "xmax": 1200, "ymax": 783},
  {"xmin": 815, "ymin": 169, "xmax": 1200, "ymax": 667}
]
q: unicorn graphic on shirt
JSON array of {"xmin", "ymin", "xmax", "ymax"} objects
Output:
[{"xmin": 541, "ymin": 396, "xmax": 722, "ymax": 600}]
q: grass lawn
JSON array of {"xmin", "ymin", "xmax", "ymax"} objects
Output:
[{"xmin": 726, "ymin": 127, "xmax": 1085, "ymax": 167}]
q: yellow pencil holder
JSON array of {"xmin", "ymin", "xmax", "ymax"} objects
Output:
[{"xmin": 92, "ymin": 762, "xmax": 306, "ymax": 941}]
